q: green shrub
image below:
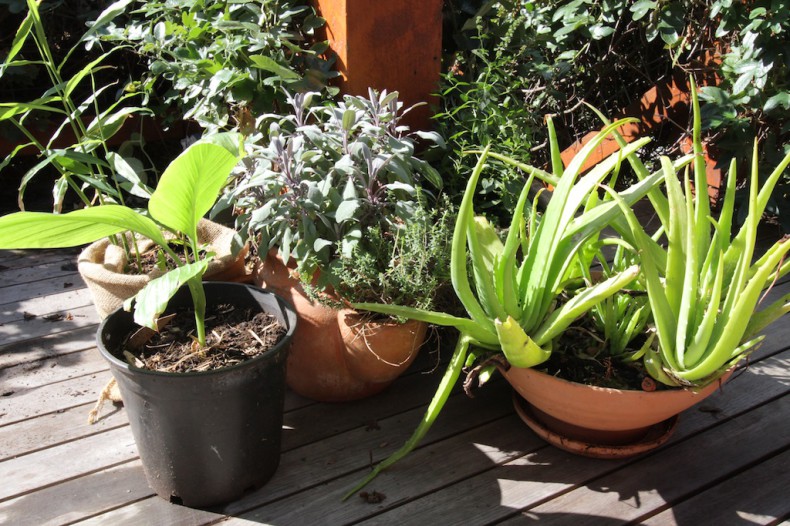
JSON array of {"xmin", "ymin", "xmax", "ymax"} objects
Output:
[
  {"xmin": 439, "ymin": 0, "xmax": 790, "ymax": 227},
  {"xmin": 94, "ymin": 0, "xmax": 336, "ymax": 132}
]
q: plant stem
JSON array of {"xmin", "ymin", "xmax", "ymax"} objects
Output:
[{"xmin": 186, "ymin": 278, "xmax": 207, "ymax": 347}]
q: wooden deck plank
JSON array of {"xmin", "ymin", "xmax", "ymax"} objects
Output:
[
  {"xmin": 0, "ymin": 304, "xmax": 99, "ymax": 345},
  {"xmin": 0, "ymin": 287, "xmax": 94, "ymax": 324},
  {"xmin": 0, "ymin": 370, "xmax": 112, "ymax": 426},
  {"xmin": 324, "ymin": 351, "xmax": 790, "ymax": 525},
  {"xmin": 0, "ymin": 274, "xmax": 85, "ymax": 306},
  {"xmin": 2, "ymin": 347, "xmax": 107, "ymax": 392},
  {"xmin": 501, "ymin": 395, "xmax": 789, "ymax": 524},
  {"xmin": 0, "ymin": 243, "xmax": 788, "ymax": 526},
  {"xmin": 0, "ymin": 426, "xmax": 138, "ymax": 502},
  {"xmin": 0, "ymin": 249, "xmax": 80, "ymax": 269},
  {"xmin": 0, "ymin": 460, "xmax": 152, "ymax": 526},
  {"xmin": 0, "ymin": 401, "xmax": 127, "ymax": 461},
  {"xmin": 0, "ymin": 325, "xmax": 99, "ymax": 370},
  {"xmin": 69, "ymin": 379, "xmax": 516, "ymax": 525},
  {"xmin": 0, "ymin": 258, "xmax": 82, "ymax": 289},
  {"xmin": 641, "ymin": 448, "xmax": 790, "ymax": 526}
]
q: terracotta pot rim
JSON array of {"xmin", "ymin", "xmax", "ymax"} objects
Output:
[
  {"xmin": 339, "ymin": 309, "xmax": 426, "ymax": 328},
  {"xmin": 505, "ymin": 364, "xmax": 731, "ymax": 396}
]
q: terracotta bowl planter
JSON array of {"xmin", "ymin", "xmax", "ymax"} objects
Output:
[
  {"xmin": 502, "ymin": 365, "xmax": 731, "ymax": 458},
  {"xmin": 253, "ymin": 249, "xmax": 427, "ymax": 402}
]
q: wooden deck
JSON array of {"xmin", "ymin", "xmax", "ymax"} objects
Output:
[{"xmin": 1, "ymin": 246, "xmax": 788, "ymax": 526}]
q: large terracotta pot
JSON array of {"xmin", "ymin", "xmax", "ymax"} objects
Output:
[
  {"xmin": 502, "ymin": 365, "xmax": 731, "ymax": 458},
  {"xmin": 254, "ymin": 249, "xmax": 427, "ymax": 402}
]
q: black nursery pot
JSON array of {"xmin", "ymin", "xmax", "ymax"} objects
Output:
[{"xmin": 97, "ymin": 282, "xmax": 297, "ymax": 508}]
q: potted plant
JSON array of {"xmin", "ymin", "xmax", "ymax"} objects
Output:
[
  {"xmin": 344, "ymin": 83, "xmax": 790, "ymax": 497},
  {"xmin": 339, "ymin": 113, "xmax": 673, "ymax": 495},
  {"xmin": 227, "ymin": 89, "xmax": 451, "ymax": 401},
  {"xmin": 0, "ymin": 138, "xmax": 297, "ymax": 508}
]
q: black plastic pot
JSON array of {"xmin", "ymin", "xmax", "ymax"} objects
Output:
[{"xmin": 97, "ymin": 282, "xmax": 296, "ymax": 508}]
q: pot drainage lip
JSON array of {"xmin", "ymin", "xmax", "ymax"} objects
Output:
[{"xmin": 513, "ymin": 393, "xmax": 678, "ymax": 459}]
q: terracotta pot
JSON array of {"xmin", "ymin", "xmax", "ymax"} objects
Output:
[
  {"xmin": 254, "ymin": 249, "xmax": 427, "ymax": 402},
  {"xmin": 502, "ymin": 365, "xmax": 730, "ymax": 457}
]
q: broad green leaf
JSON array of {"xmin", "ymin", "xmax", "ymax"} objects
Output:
[
  {"xmin": 0, "ymin": 205, "xmax": 167, "ymax": 249},
  {"xmin": 451, "ymin": 147, "xmax": 497, "ymax": 333},
  {"xmin": 129, "ymin": 260, "xmax": 210, "ymax": 330},
  {"xmin": 533, "ymin": 265, "xmax": 639, "ymax": 345},
  {"xmin": 249, "ymin": 55, "xmax": 300, "ymax": 80},
  {"xmin": 467, "ymin": 215, "xmax": 506, "ymax": 320},
  {"xmin": 149, "ymin": 142, "xmax": 240, "ymax": 244}
]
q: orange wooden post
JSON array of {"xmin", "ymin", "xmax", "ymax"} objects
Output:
[{"xmin": 312, "ymin": 0, "xmax": 443, "ymax": 131}]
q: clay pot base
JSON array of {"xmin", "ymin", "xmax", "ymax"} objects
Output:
[{"xmin": 513, "ymin": 393, "xmax": 678, "ymax": 459}]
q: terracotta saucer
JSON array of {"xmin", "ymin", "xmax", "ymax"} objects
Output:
[{"xmin": 513, "ymin": 393, "xmax": 678, "ymax": 459}]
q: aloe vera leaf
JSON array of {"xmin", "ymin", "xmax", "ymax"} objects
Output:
[
  {"xmin": 468, "ymin": 216, "xmax": 507, "ymax": 320},
  {"xmin": 586, "ymin": 103, "xmax": 671, "ymax": 226},
  {"xmin": 494, "ymin": 316, "xmax": 551, "ymax": 368},
  {"xmin": 689, "ymin": 77, "xmax": 712, "ymax": 268},
  {"xmin": 675, "ymin": 168, "xmax": 700, "ymax": 367},
  {"xmin": 547, "ymin": 116, "xmax": 564, "ymax": 179},
  {"xmin": 533, "ymin": 265, "xmax": 639, "ymax": 345},
  {"xmin": 343, "ymin": 336, "xmax": 472, "ymax": 500},
  {"xmin": 664, "ymin": 158, "xmax": 688, "ymax": 321},
  {"xmin": 450, "ymin": 148, "xmax": 497, "ymax": 333},
  {"xmin": 520, "ymin": 120, "xmax": 638, "ymax": 329},
  {"xmin": 680, "ymin": 237, "xmax": 790, "ymax": 381},
  {"xmin": 351, "ymin": 303, "xmax": 498, "ymax": 347},
  {"xmin": 683, "ymin": 252, "xmax": 725, "ymax": 367},
  {"xmin": 724, "ymin": 146, "xmax": 790, "ymax": 272},
  {"xmin": 710, "ymin": 145, "xmax": 763, "ymax": 351},
  {"xmin": 644, "ymin": 347, "xmax": 679, "ymax": 387},
  {"xmin": 604, "ymin": 187, "xmax": 680, "ymax": 371},
  {"xmin": 744, "ymin": 291, "xmax": 790, "ymax": 341},
  {"xmin": 498, "ymin": 178, "xmax": 533, "ymax": 318},
  {"xmin": 480, "ymin": 151, "xmax": 559, "ymax": 187}
]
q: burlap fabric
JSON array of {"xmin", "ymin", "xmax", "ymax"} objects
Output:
[{"xmin": 78, "ymin": 218, "xmax": 248, "ymax": 319}]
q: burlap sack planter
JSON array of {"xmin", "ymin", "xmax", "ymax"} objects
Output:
[
  {"xmin": 80, "ymin": 218, "xmax": 248, "ymax": 420},
  {"xmin": 78, "ymin": 218, "xmax": 248, "ymax": 319}
]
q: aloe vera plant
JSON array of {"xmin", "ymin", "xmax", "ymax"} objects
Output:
[
  {"xmin": 609, "ymin": 80, "xmax": 790, "ymax": 387},
  {"xmin": 344, "ymin": 118, "xmax": 672, "ymax": 497},
  {"xmin": 0, "ymin": 135, "xmax": 242, "ymax": 346}
]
